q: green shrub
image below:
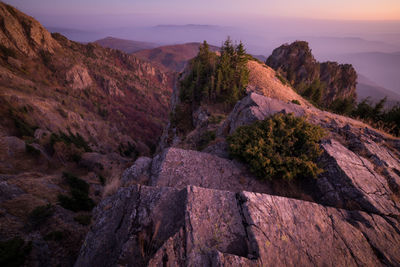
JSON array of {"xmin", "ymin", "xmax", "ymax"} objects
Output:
[
  {"xmin": 197, "ymin": 130, "xmax": 216, "ymax": 150},
  {"xmin": 74, "ymin": 214, "xmax": 92, "ymax": 226},
  {"xmin": 27, "ymin": 204, "xmax": 54, "ymax": 229},
  {"xmin": 276, "ymin": 74, "xmax": 288, "ymax": 85},
  {"xmin": 50, "ymin": 131, "xmax": 92, "ymax": 152},
  {"xmin": 9, "ymin": 110, "xmax": 38, "ymax": 138},
  {"xmin": 0, "ymin": 237, "xmax": 32, "ymax": 267},
  {"xmin": 227, "ymin": 113, "xmax": 325, "ymax": 181},
  {"xmin": 58, "ymin": 172, "xmax": 94, "ymax": 212},
  {"xmin": 351, "ymin": 97, "xmax": 400, "ymax": 136},
  {"xmin": 329, "ymin": 97, "xmax": 355, "ymax": 115},
  {"xmin": 291, "ymin": 100, "xmax": 301, "ymax": 105}
]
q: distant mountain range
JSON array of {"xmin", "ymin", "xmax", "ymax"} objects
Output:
[
  {"xmin": 154, "ymin": 24, "xmax": 221, "ymax": 29},
  {"xmin": 357, "ymin": 74, "xmax": 400, "ymax": 107},
  {"xmin": 331, "ymin": 51, "xmax": 400, "ymax": 94},
  {"xmin": 305, "ymin": 36, "xmax": 400, "ymax": 55},
  {"xmin": 95, "ymin": 37, "xmax": 158, "ymax": 53}
]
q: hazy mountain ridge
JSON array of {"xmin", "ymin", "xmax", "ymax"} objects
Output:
[
  {"xmin": 94, "ymin": 37, "xmax": 158, "ymax": 54},
  {"xmin": 328, "ymin": 51, "xmax": 400, "ymax": 94},
  {"xmin": 357, "ymin": 73, "xmax": 400, "ymax": 107},
  {"xmin": 133, "ymin": 42, "xmax": 219, "ymax": 72}
]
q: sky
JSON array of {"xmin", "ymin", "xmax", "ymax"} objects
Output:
[{"xmin": 5, "ymin": 0, "xmax": 400, "ymax": 21}]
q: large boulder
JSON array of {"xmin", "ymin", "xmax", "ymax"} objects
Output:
[
  {"xmin": 219, "ymin": 92, "xmax": 305, "ymax": 135},
  {"xmin": 75, "ymin": 185, "xmax": 400, "ymax": 266},
  {"xmin": 149, "ymin": 147, "xmax": 272, "ymax": 194},
  {"xmin": 317, "ymin": 139, "xmax": 400, "ymax": 216},
  {"xmin": 65, "ymin": 65, "xmax": 93, "ymax": 90}
]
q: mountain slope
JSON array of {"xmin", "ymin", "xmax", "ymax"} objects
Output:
[
  {"xmin": 77, "ymin": 57, "xmax": 400, "ymax": 266},
  {"xmin": 133, "ymin": 42, "xmax": 219, "ymax": 72},
  {"xmin": 94, "ymin": 37, "xmax": 158, "ymax": 53},
  {"xmin": 0, "ymin": 3, "xmax": 173, "ymax": 265}
]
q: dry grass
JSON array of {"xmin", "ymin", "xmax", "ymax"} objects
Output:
[
  {"xmin": 102, "ymin": 177, "xmax": 121, "ymax": 198},
  {"xmin": 138, "ymin": 221, "xmax": 161, "ymax": 260},
  {"xmin": 247, "ymin": 60, "xmax": 311, "ymax": 107}
]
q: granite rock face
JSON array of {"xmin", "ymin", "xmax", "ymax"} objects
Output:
[
  {"xmin": 317, "ymin": 139, "xmax": 400, "ymax": 216},
  {"xmin": 75, "ymin": 185, "xmax": 400, "ymax": 267},
  {"xmin": 219, "ymin": 92, "xmax": 305, "ymax": 135},
  {"xmin": 77, "ymin": 91, "xmax": 400, "ymax": 266},
  {"xmin": 65, "ymin": 65, "xmax": 93, "ymax": 90},
  {"xmin": 149, "ymin": 148, "xmax": 272, "ymax": 194}
]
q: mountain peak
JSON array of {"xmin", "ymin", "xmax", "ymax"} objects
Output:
[{"xmin": 0, "ymin": 2, "xmax": 60, "ymax": 57}]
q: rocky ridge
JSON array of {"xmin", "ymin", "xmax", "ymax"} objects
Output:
[
  {"xmin": 266, "ymin": 41, "xmax": 357, "ymax": 105},
  {"xmin": 77, "ymin": 58, "xmax": 400, "ymax": 266}
]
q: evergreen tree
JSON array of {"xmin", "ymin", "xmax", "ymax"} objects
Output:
[{"xmin": 179, "ymin": 37, "xmax": 249, "ymax": 107}]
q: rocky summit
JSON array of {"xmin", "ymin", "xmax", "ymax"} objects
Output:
[
  {"xmin": 266, "ymin": 41, "xmax": 357, "ymax": 106},
  {"xmin": 76, "ymin": 69, "xmax": 400, "ymax": 265}
]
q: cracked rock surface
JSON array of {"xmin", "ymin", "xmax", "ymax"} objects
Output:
[
  {"xmin": 75, "ymin": 185, "xmax": 400, "ymax": 266},
  {"xmin": 77, "ymin": 93, "xmax": 400, "ymax": 266}
]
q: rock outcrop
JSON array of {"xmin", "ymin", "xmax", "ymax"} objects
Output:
[
  {"xmin": 266, "ymin": 41, "xmax": 357, "ymax": 105},
  {"xmin": 77, "ymin": 91, "xmax": 400, "ymax": 266},
  {"xmin": 76, "ymin": 184, "xmax": 400, "ymax": 266},
  {"xmin": 65, "ymin": 65, "xmax": 93, "ymax": 90}
]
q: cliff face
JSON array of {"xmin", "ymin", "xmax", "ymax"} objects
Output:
[
  {"xmin": 266, "ymin": 41, "xmax": 357, "ymax": 105},
  {"xmin": 77, "ymin": 59, "xmax": 400, "ymax": 266}
]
